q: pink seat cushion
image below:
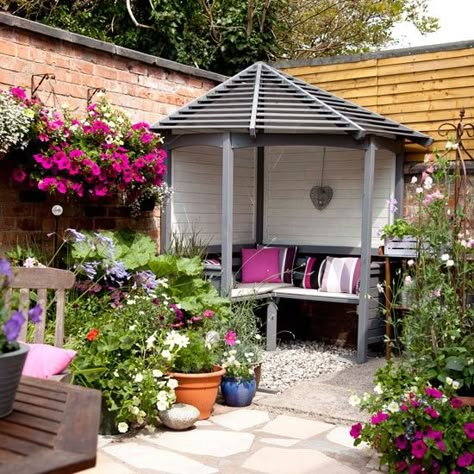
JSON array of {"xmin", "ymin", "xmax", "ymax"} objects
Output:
[
  {"xmin": 241, "ymin": 247, "xmax": 282, "ymax": 283},
  {"xmin": 22, "ymin": 344, "xmax": 76, "ymax": 379}
]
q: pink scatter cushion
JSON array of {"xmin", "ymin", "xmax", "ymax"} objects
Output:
[
  {"xmin": 241, "ymin": 247, "xmax": 282, "ymax": 283},
  {"xmin": 22, "ymin": 344, "xmax": 76, "ymax": 379}
]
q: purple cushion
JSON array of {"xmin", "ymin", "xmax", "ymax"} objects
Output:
[
  {"xmin": 302, "ymin": 257, "xmax": 325, "ymax": 289},
  {"xmin": 241, "ymin": 248, "xmax": 282, "ymax": 283},
  {"xmin": 22, "ymin": 344, "xmax": 76, "ymax": 379},
  {"xmin": 320, "ymin": 257, "xmax": 361, "ymax": 294},
  {"xmin": 257, "ymin": 245, "xmax": 298, "ymax": 283}
]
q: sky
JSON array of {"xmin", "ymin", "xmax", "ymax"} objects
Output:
[{"xmin": 390, "ymin": 0, "xmax": 474, "ymax": 49}]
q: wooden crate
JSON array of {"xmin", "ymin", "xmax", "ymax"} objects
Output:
[{"xmin": 384, "ymin": 237, "xmax": 418, "ymax": 257}]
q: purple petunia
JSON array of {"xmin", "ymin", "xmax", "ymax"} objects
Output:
[
  {"xmin": 3, "ymin": 311, "xmax": 25, "ymax": 342},
  {"xmin": 457, "ymin": 452, "xmax": 473, "ymax": 467},
  {"xmin": 371, "ymin": 412, "xmax": 389, "ymax": 425},
  {"xmin": 394, "ymin": 435, "xmax": 408, "ymax": 450},
  {"xmin": 349, "ymin": 423, "xmax": 362, "ymax": 439},
  {"xmin": 411, "ymin": 439, "xmax": 427, "ymax": 459},
  {"xmin": 464, "ymin": 422, "xmax": 474, "ymax": 439},
  {"xmin": 425, "ymin": 387, "xmax": 443, "ymax": 399}
]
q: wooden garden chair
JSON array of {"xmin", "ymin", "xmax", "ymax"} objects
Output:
[{"xmin": 6, "ymin": 267, "xmax": 76, "ymax": 381}]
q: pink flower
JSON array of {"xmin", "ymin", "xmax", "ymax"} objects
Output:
[
  {"xmin": 432, "ymin": 288, "xmax": 441, "ymax": 297},
  {"xmin": 464, "ymin": 422, "xmax": 474, "ymax": 439},
  {"xmin": 426, "ymin": 430, "xmax": 443, "ymax": 442},
  {"xmin": 69, "ymin": 149, "xmax": 84, "ymax": 160},
  {"xmin": 10, "ymin": 86, "xmax": 27, "ymax": 101},
  {"xmin": 132, "ymin": 122, "xmax": 150, "ymax": 131},
  {"xmin": 424, "ymin": 407, "xmax": 439, "ymax": 418},
  {"xmin": 38, "ymin": 133, "xmax": 50, "ymax": 142},
  {"xmin": 224, "ymin": 330, "xmax": 237, "ymax": 346},
  {"xmin": 202, "ymin": 309, "xmax": 215, "ymax": 318},
  {"xmin": 436, "ymin": 441, "xmax": 446, "ymax": 452},
  {"xmin": 411, "ymin": 440, "xmax": 427, "ymax": 459},
  {"xmin": 450, "ymin": 397, "xmax": 463, "ymax": 408},
  {"xmin": 400, "ymin": 404, "xmax": 408, "ymax": 411},
  {"xmin": 371, "ymin": 412, "xmax": 388, "ymax": 424},
  {"xmin": 140, "ymin": 132, "xmax": 154, "ymax": 144},
  {"xmin": 56, "ymin": 180, "xmax": 67, "ymax": 194},
  {"xmin": 394, "ymin": 435, "xmax": 408, "ymax": 450},
  {"xmin": 409, "ymin": 464, "xmax": 423, "ymax": 474},
  {"xmin": 12, "ymin": 168, "xmax": 27, "ymax": 183},
  {"xmin": 93, "ymin": 185, "xmax": 108, "ymax": 197},
  {"xmin": 349, "ymin": 423, "xmax": 362, "ymax": 439},
  {"xmin": 425, "ymin": 387, "xmax": 443, "ymax": 399},
  {"xmin": 457, "ymin": 452, "xmax": 473, "ymax": 467},
  {"xmin": 395, "ymin": 461, "xmax": 407, "ymax": 472}
]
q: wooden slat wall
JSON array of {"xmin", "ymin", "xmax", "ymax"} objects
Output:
[
  {"xmin": 263, "ymin": 146, "xmax": 394, "ymax": 247},
  {"xmin": 282, "ymin": 46, "xmax": 474, "ymax": 161},
  {"xmin": 172, "ymin": 146, "xmax": 256, "ymax": 245}
]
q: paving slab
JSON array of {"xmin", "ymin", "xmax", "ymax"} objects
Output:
[
  {"xmin": 82, "ymin": 452, "xmax": 134, "ymax": 474},
  {"xmin": 242, "ymin": 447, "xmax": 361, "ymax": 474},
  {"xmin": 211, "ymin": 409, "xmax": 270, "ymax": 431},
  {"xmin": 258, "ymin": 414, "xmax": 333, "ymax": 439},
  {"xmin": 103, "ymin": 441, "xmax": 218, "ymax": 473},
  {"xmin": 260, "ymin": 437, "xmax": 300, "ymax": 447}
]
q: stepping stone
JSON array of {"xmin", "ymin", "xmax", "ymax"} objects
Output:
[
  {"xmin": 211, "ymin": 409, "xmax": 270, "ymax": 431},
  {"xmin": 152, "ymin": 429, "xmax": 254, "ymax": 457},
  {"xmin": 103, "ymin": 442, "xmax": 217, "ymax": 474},
  {"xmin": 259, "ymin": 415, "xmax": 333, "ymax": 439},
  {"xmin": 82, "ymin": 452, "xmax": 134, "ymax": 473},
  {"xmin": 159, "ymin": 403, "xmax": 200, "ymax": 430},
  {"xmin": 326, "ymin": 426, "xmax": 369, "ymax": 450},
  {"xmin": 242, "ymin": 447, "xmax": 360, "ymax": 474},
  {"xmin": 260, "ymin": 437, "xmax": 299, "ymax": 447}
]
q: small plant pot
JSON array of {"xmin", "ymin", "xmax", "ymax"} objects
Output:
[
  {"xmin": 169, "ymin": 366, "xmax": 225, "ymax": 420},
  {"xmin": 220, "ymin": 376, "xmax": 257, "ymax": 407},
  {"xmin": 0, "ymin": 343, "xmax": 29, "ymax": 418}
]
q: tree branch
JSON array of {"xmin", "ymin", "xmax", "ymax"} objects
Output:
[{"xmin": 126, "ymin": 0, "xmax": 153, "ymax": 29}]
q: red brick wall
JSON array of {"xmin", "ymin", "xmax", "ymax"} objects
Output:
[{"xmin": 0, "ymin": 19, "xmax": 219, "ymax": 256}]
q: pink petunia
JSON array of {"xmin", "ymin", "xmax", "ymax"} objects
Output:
[
  {"xmin": 450, "ymin": 397, "xmax": 464, "ymax": 409},
  {"xmin": 395, "ymin": 461, "xmax": 407, "ymax": 473},
  {"xmin": 349, "ymin": 423, "xmax": 362, "ymax": 439},
  {"xmin": 202, "ymin": 309, "xmax": 215, "ymax": 318},
  {"xmin": 424, "ymin": 407, "xmax": 439, "ymax": 418},
  {"xmin": 371, "ymin": 412, "xmax": 389, "ymax": 424},
  {"xmin": 464, "ymin": 422, "xmax": 474, "ymax": 439},
  {"xmin": 38, "ymin": 133, "xmax": 50, "ymax": 142},
  {"xmin": 12, "ymin": 168, "xmax": 27, "ymax": 183},
  {"xmin": 131, "ymin": 122, "xmax": 150, "ymax": 131},
  {"xmin": 93, "ymin": 185, "xmax": 108, "ymax": 197},
  {"xmin": 457, "ymin": 452, "xmax": 473, "ymax": 467},
  {"xmin": 224, "ymin": 330, "xmax": 237, "ymax": 346},
  {"xmin": 411, "ymin": 440, "xmax": 427, "ymax": 459},
  {"xmin": 394, "ymin": 435, "xmax": 408, "ymax": 450},
  {"xmin": 409, "ymin": 464, "xmax": 423, "ymax": 474},
  {"xmin": 10, "ymin": 86, "xmax": 27, "ymax": 101},
  {"xmin": 140, "ymin": 132, "xmax": 154, "ymax": 144},
  {"xmin": 425, "ymin": 387, "xmax": 443, "ymax": 399}
]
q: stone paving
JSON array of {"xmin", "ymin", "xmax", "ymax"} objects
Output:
[{"xmin": 84, "ymin": 393, "xmax": 382, "ymax": 474}]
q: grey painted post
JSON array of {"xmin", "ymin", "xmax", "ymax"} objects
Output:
[
  {"xmin": 160, "ymin": 147, "xmax": 172, "ymax": 254},
  {"xmin": 266, "ymin": 300, "xmax": 278, "ymax": 351},
  {"xmin": 221, "ymin": 133, "xmax": 234, "ymax": 296},
  {"xmin": 394, "ymin": 145, "xmax": 405, "ymax": 219},
  {"xmin": 358, "ymin": 137, "xmax": 376, "ymax": 363}
]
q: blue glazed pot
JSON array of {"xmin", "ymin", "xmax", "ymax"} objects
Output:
[{"xmin": 221, "ymin": 376, "xmax": 256, "ymax": 407}]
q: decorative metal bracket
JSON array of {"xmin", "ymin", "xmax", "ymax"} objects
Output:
[
  {"xmin": 87, "ymin": 87, "xmax": 106, "ymax": 106},
  {"xmin": 31, "ymin": 73, "xmax": 55, "ymax": 99},
  {"xmin": 438, "ymin": 108, "xmax": 474, "ymax": 155}
]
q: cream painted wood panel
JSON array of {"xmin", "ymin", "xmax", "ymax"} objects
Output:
[
  {"xmin": 172, "ymin": 146, "xmax": 256, "ymax": 245},
  {"xmin": 263, "ymin": 146, "xmax": 394, "ymax": 248}
]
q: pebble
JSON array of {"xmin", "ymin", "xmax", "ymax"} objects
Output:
[
  {"xmin": 158, "ymin": 403, "xmax": 200, "ymax": 430},
  {"xmin": 260, "ymin": 341, "xmax": 355, "ymax": 392}
]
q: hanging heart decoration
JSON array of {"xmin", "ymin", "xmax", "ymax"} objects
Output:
[{"xmin": 310, "ymin": 185, "xmax": 333, "ymax": 210}]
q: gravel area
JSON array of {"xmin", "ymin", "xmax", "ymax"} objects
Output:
[{"xmin": 259, "ymin": 341, "xmax": 356, "ymax": 393}]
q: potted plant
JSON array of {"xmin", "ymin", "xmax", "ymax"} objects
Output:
[
  {"xmin": 220, "ymin": 333, "xmax": 259, "ymax": 407},
  {"xmin": 381, "ymin": 218, "xmax": 418, "ymax": 257},
  {"xmin": 0, "ymin": 259, "xmax": 41, "ymax": 418}
]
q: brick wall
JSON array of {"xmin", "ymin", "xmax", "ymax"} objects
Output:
[{"xmin": 0, "ymin": 14, "xmax": 222, "ymax": 256}]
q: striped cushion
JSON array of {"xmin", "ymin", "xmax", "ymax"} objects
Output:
[
  {"xmin": 320, "ymin": 257, "xmax": 361, "ymax": 294},
  {"xmin": 257, "ymin": 245, "xmax": 298, "ymax": 284},
  {"xmin": 302, "ymin": 257, "xmax": 325, "ymax": 289}
]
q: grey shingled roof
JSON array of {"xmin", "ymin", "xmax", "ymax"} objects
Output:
[{"xmin": 155, "ymin": 62, "xmax": 432, "ymax": 146}]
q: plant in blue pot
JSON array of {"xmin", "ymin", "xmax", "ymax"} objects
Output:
[{"xmin": 220, "ymin": 331, "xmax": 259, "ymax": 407}]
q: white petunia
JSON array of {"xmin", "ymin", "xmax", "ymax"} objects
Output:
[
  {"xmin": 423, "ymin": 176, "xmax": 433, "ymax": 190},
  {"xmin": 117, "ymin": 422, "xmax": 129, "ymax": 433},
  {"xmin": 161, "ymin": 349, "xmax": 172, "ymax": 360},
  {"xmin": 445, "ymin": 377, "xmax": 453, "ymax": 385},
  {"xmin": 387, "ymin": 401, "xmax": 399, "ymax": 413},
  {"xmin": 407, "ymin": 259, "xmax": 415, "ymax": 267},
  {"xmin": 411, "ymin": 176, "xmax": 417, "ymax": 184},
  {"xmin": 152, "ymin": 369, "xmax": 163, "ymax": 378},
  {"xmin": 157, "ymin": 401, "xmax": 168, "ymax": 411},
  {"xmin": 134, "ymin": 373, "xmax": 144, "ymax": 383},
  {"xmin": 441, "ymin": 253, "xmax": 450, "ymax": 261},
  {"xmin": 130, "ymin": 406, "xmax": 139, "ymax": 415},
  {"xmin": 416, "ymin": 187, "xmax": 424, "ymax": 194},
  {"xmin": 446, "ymin": 259, "xmax": 454, "ymax": 267},
  {"xmin": 146, "ymin": 334, "xmax": 156, "ymax": 349},
  {"xmin": 452, "ymin": 381, "xmax": 460, "ymax": 390},
  {"xmin": 167, "ymin": 378, "xmax": 178, "ymax": 390},
  {"xmin": 374, "ymin": 383, "xmax": 383, "ymax": 395},
  {"xmin": 349, "ymin": 394, "xmax": 361, "ymax": 407}
]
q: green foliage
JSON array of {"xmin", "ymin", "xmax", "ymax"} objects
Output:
[
  {"xmin": 381, "ymin": 219, "xmax": 417, "ymax": 240},
  {"xmin": 2, "ymin": 0, "xmax": 438, "ymax": 75}
]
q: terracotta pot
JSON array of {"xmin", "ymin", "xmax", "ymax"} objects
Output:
[
  {"xmin": 0, "ymin": 343, "xmax": 28, "ymax": 418},
  {"xmin": 169, "ymin": 366, "xmax": 225, "ymax": 420}
]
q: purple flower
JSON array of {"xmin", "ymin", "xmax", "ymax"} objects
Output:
[
  {"xmin": 394, "ymin": 460, "xmax": 407, "ymax": 472},
  {"xmin": 94, "ymin": 233, "xmax": 115, "ymax": 259},
  {"xmin": 450, "ymin": 397, "xmax": 464, "ymax": 408},
  {"xmin": 387, "ymin": 197, "xmax": 398, "ymax": 214},
  {"xmin": 28, "ymin": 304, "xmax": 42, "ymax": 323},
  {"xmin": 457, "ymin": 452, "xmax": 473, "ymax": 467},
  {"xmin": 0, "ymin": 258, "xmax": 13, "ymax": 279},
  {"xmin": 65, "ymin": 229, "xmax": 86, "ymax": 242},
  {"xmin": 425, "ymin": 387, "xmax": 443, "ymax": 399},
  {"xmin": 134, "ymin": 271, "xmax": 158, "ymax": 292},
  {"xmin": 371, "ymin": 411, "xmax": 389, "ymax": 424},
  {"xmin": 424, "ymin": 407, "xmax": 439, "ymax": 418},
  {"xmin": 349, "ymin": 423, "xmax": 362, "ymax": 439},
  {"xmin": 3, "ymin": 311, "xmax": 25, "ymax": 342},
  {"xmin": 105, "ymin": 261, "xmax": 129, "ymax": 282},
  {"xmin": 409, "ymin": 464, "xmax": 423, "ymax": 474},
  {"xmin": 464, "ymin": 422, "xmax": 474, "ymax": 439},
  {"xmin": 411, "ymin": 440, "xmax": 427, "ymax": 459},
  {"xmin": 426, "ymin": 430, "xmax": 443, "ymax": 442},
  {"xmin": 77, "ymin": 262, "xmax": 99, "ymax": 279}
]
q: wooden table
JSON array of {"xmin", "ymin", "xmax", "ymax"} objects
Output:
[{"xmin": 0, "ymin": 376, "xmax": 101, "ymax": 474}]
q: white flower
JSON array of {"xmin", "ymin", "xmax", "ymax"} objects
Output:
[
  {"xmin": 167, "ymin": 378, "xmax": 178, "ymax": 390},
  {"xmin": 145, "ymin": 424, "xmax": 156, "ymax": 433},
  {"xmin": 165, "ymin": 331, "xmax": 189, "ymax": 349},
  {"xmin": 376, "ymin": 283, "xmax": 384, "ymax": 294},
  {"xmin": 349, "ymin": 394, "xmax": 361, "ymax": 407},
  {"xmin": 137, "ymin": 417, "xmax": 145, "ymax": 425},
  {"xmin": 255, "ymin": 334, "xmax": 262, "ymax": 340},
  {"xmin": 205, "ymin": 330, "xmax": 220, "ymax": 349},
  {"xmin": 146, "ymin": 334, "xmax": 156, "ymax": 349},
  {"xmin": 117, "ymin": 422, "xmax": 129, "ymax": 433},
  {"xmin": 157, "ymin": 401, "xmax": 168, "ymax": 411},
  {"xmin": 445, "ymin": 377, "xmax": 453, "ymax": 386},
  {"xmin": 452, "ymin": 381, "xmax": 460, "ymax": 390},
  {"xmin": 423, "ymin": 176, "xmax": 433, "ymax": 190},
  {"xmin": 374, "ymin": 383, "xmax": 383, "ymax": 395},
  {"xmin": 161, "ymin": 349, "xmax": 172, "ymax": 360},
  {"xmin": 411, "ymin": 176, "xmax": 418, "ymax": 184},
  {"xmin": 407, "ymin": 259, "xmax": 415, "ymax": 267},
  {"xmin": 152, "ymin": 369, "xmax": 163, "ymax": 378},
  {"xmin": 134, "ymin": 373, "xmax": 144, "ymax": 383},
  {"xmin": 387, "ymin": 401, "xmax": 399, "ymax": 413},
  {"xmin": 445, "ymin": 141, "xmax": 459, "ymax": 150},
  {"xmin": 404, "ymin": 275, "xmax": 413, "ymax": 286},
  {"xmin": 129, "ymin": 324, "xmax": 136, "ymax": 331},
  {"xmin": 113, "ymin": 370, "xmax": 119, "ymax": 377},
  {"xmin": 416, "ymin": 187, "xmax": 424, "ymax": 194},
  {"xmin": 130, "ymin": 406, "xmax": 140, "ymax": 415},
  {"xmin": 441, "ymin": 253, "xmax": 450, "ymax": 261},
  {"xmin": 446, "ymin": 259, "xmax": 454, "ymax": 267}
]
